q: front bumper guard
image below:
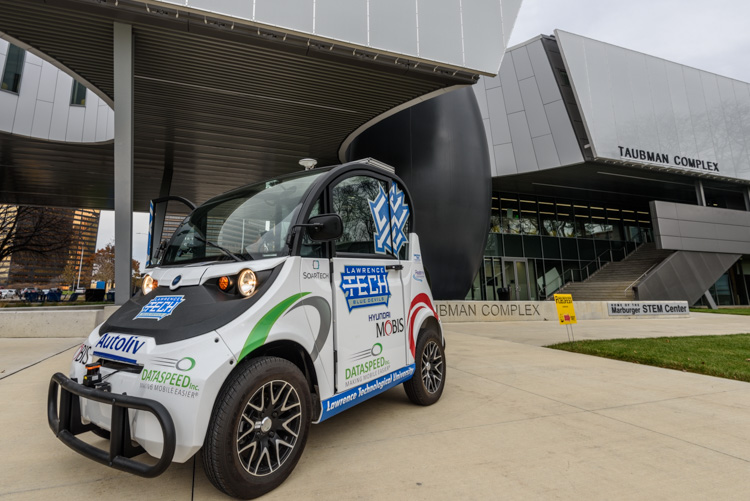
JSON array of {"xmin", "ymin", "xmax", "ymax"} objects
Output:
[{"xmin": 47, "ymin": 372, "xmax": 176, "ymax": 477}]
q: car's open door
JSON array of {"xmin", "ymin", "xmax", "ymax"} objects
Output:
[{"xmin": 146, "ymin": 196, "xmax": 196, "ymax": 268}]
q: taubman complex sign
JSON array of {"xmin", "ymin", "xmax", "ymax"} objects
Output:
[{"xmin": 618, "ymin": 146, "xmax": 719, "ymax": 173}]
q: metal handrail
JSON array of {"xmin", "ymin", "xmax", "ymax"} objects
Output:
[
  {"xmin": 624, "ymin": 262, "xmax": 661, "ymax": 292},
  {"xmin": 542, "ymin": 240, "xmax": 647, "ymax": 300},
  {"xmin": 543, "ymin": 268, "xmax": 576, "ymax": 299}
]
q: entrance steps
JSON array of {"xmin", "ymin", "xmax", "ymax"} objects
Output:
[{"xmin": 556, "ymin": 244, "xmax": 673, "ymax": 301}]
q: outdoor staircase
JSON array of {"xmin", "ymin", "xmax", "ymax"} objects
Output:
[{"xmin": 556, "ymin": 244, "xmax": 673, "ymax": 301}]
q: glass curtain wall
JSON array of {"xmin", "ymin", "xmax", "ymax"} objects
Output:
[{"xmin": 466, "ymin": 192, "xmax": 654, "ymax": 301}]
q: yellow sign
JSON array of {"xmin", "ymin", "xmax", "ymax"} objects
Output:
[{"xmin": 554, "ymin": 294, "xmax": 577, "ymax": 325}]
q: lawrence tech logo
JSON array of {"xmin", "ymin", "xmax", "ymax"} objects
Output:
[
  {"xmin": 369, "ymin": 184, "xmax": 410, "ymax": 255},
  {"xmin": 339, "ymin": 265, "xmax": 390, "ymax": 312},
  {"xmin": 134, "ymin": 295, "xmax": 185, "ymax": 321}
]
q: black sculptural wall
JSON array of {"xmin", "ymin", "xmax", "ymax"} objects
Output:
[{"xmin": 346, "ymin": 87, "xmax": 491, "ymax": 299}]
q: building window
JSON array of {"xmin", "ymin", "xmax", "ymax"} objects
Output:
[
  {"xmin": 1, "ymin": 44, "xmax": 25, "ymax": 94},
  {"xmin": 70, "ymin": 81, "xmax": 87, "ymax": 106}
]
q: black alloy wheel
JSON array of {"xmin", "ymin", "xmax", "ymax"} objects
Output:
[
  {"xmin": 203, "ymin": 356, "xmax": 312, "ymax": 499},
  {"xmin": 404, "ymin": 329, "xmax": 446, "ymax": 405}
]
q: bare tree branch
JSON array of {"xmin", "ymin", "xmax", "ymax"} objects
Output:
[{"xmin": 0, "ymin": 205, "xmax": 74, "ymax": 263}]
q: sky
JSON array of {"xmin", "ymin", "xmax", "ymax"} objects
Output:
[
  {"xmin": 507, "ymin": 0, "xmax": 750, "ymax": 82},
  {"xmin": 96, "ymin": 0, "xmax": 750, "ymax": 269}
]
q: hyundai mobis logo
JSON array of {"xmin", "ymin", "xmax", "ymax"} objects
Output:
[
  {"xmin": 134, "ymin": 295, "xmax": 185, "ymax": 321},
  {"xmin": 339, "ymin": 265, "xmax": 390, "ymax": 312}
]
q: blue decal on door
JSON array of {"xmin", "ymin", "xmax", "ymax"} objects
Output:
[
  {"xmin": 339, "ymin": 265, "xmax": 390, "ymax": 312},
  {"xmin": 368, "ymin": 184, "xmax": 409, "ymax": 255}
]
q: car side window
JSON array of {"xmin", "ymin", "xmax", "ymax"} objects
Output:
[{"xmin": 332, "ymin": 175, "xmax": 391, "ymax": 257}]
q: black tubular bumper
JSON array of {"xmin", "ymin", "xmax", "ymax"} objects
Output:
[{"xmin": 47, "ymin": 372, "xmax": 176, "ymax": 477}]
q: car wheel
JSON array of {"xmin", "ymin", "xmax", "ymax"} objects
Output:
[
  {"xmin": 202, "ymin": 356, "xmax": 312, "ymax": 499},
  {"xmin": 403, "ymin": 329, "xmax": 446, "ymax": 405}
]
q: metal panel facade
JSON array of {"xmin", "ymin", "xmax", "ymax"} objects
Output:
[
  {"xmin": 473, "ymin": 37, "xmax": 584, "ymax": 177},
  {"xmin": 557, "ymin": 29, "xmax": 750, "ymax": 182},
  {"xmin": 0, "ymin": 45, "xmax": 113, "ymax": 142},
  {"xmin": 652, "ymin": 201, "xmax": 750, "ymax": 254},
  {"xmin": 146, "ymin": 0, "xmax": 523, "ymax": 74},
  {"xmin": 636, "ymin": 250, "xmax": 740, "ymax": 305}
]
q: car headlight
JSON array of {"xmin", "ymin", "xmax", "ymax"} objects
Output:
[
  {"xmin": 237, "ymin": 269, "xmax": 257, "ymax": 297},
  {"xmin": 142, "ymin": 274, "xmax": 158, "ymax": 295}
]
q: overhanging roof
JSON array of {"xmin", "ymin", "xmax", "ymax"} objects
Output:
[{"xmin": 0, "ymin": 0, "xmax": 472, "ymax": 210}]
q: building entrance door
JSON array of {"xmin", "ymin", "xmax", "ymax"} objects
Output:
[{"xmin": 502, "ymin": 258, "xmax": 530, "ymax": 300}]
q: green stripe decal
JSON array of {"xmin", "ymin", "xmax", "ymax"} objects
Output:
[{"xmin": 239, "ymin": 292, "xmax": 310, "ymax": 361}]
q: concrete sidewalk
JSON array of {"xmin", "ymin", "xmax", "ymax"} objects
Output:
[{"xmin": 2, "ymin": 316, "xmax": 750, "ymax": 499}]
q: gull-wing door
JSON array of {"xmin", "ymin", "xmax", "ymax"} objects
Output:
[{"xmin": 146, "ymin": 196, "xmax": 196, "ymax": 268}]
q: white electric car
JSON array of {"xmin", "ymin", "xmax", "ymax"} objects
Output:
[{"xmin": 48, "ymin": 159, "xmax": 445, "ymax": 499}]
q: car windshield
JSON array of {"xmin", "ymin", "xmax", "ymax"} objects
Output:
[{"xmin": 159, "ymin": 170, "xmax": 325, "ymax": 265}]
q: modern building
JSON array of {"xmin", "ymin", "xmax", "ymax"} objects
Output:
[
  {"xmin": 348, "ymin": 30, "xmax": 750, "ymax": 306},
  {"xmin": 469, "ymin": 31, "xmax": 750, "ymax": 306},
  {"xmin": 0, "ymin": 0, "xmax": 524, "ymax": 303},
  {"xmin": 1, "ymin": 207, "xmax": 100, "ymax": 287},
  {"xmin": 0, "ymin": 39, "xmax": 113, "ymax": 142},
  {"xmin": 0, "ymin": 39, "xmax": 109, "ymax": 288},
  {"xmin": 5, "ymin": 2, "xmax": 748, "ymax": 307}
]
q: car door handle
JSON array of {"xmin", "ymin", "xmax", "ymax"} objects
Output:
[{"xmin": 385, "ymin": 264, "xmax": 403, "ymax": 271}]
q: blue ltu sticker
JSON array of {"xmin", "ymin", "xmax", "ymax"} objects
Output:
[
  {"xmin": 134, "ymin": 295, "xmax": 185, "ymax": 321},
  {"xmin": 368, "ymin": 184, "xmax": 409, "ymax": 255},
  {"xmin": 339, "ymin": 265, "xmax": 390, "ymax": 312}
]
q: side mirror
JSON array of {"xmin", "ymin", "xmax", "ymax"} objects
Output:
[{"xmin": 306, "ymin": 214, "xmax": 343, "ymax": 241}]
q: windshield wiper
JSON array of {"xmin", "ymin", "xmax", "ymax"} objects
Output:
[{"xmin": 194, "ymin": 235, "xmax": 245, "ymax": 262}]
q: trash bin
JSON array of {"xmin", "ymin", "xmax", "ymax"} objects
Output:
[
  {"xmin": 496, "ymin": 287, "xmax": 510, "ymax": 301},
  {"xmin": 85, "ymin": 289, "xmax": 106, "ymax": 302}
]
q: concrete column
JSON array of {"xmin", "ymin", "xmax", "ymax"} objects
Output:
[
  {"xmin": 694, "ymin": 180, "xmax": 706, "ymax": 206},
  {"xmin": 114, "ymin": 23, "xmax": 134, "ymax": 305}
]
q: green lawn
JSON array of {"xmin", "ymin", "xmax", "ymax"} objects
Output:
[
  {"xmin": 690, "ymin": 308, "xmax": 750, "ymax": 316},
  {"xmin": 549, "ymin": 334, "xmax": 750, "ymax": 382}
]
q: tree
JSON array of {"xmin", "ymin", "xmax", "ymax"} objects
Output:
[
  {"xmin": 0, "ymin": 205, "xmax": 74, "ymax": 262},
  {"xmin": 58, "ymin": 261, "xmax": 80, "ymax": 290},
  {"xmin": 91, "ymin": 242, "xmax": 140, "ymax": 287}
]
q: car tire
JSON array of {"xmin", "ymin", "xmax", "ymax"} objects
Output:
[
  {"xmin": 202, "ymin": 356, "xmax": 312, "ymax": 499},
  {"xmin": 403, "ymin": 329, "xmax": 446, "ymax": 406}
]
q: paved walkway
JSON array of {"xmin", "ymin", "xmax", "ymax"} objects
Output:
[{"xmin": 2, "ymin": 314, "xmax": 750, "ymax": 499}]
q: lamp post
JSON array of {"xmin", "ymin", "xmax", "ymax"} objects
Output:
[{"xmin": 76, "ymin": 246, "xmax": 84, "ymax": 290}]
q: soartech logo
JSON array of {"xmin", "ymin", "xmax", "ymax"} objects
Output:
[{"xmin": 93, "ymin": 333, "xmax": 146, "ymax": 364}]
